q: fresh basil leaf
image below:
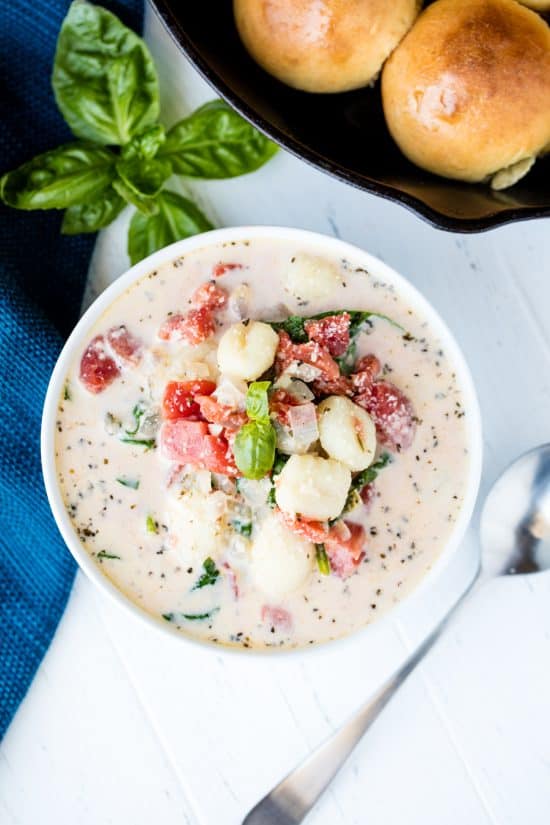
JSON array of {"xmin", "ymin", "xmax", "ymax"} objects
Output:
[
  {"xmin": 192, "ymin": 557, "xmax": 220, "ymax": 590},
  {"xmin": 128, "ymin": 190, "xmax": 214, "ymax": 264},
  {"xmin": 61, "ymin": 187, "xmax": 125, "ymax": 234},
  {"xmin": 315, "ymin": 544, "xmax": 331, "ymax": 576},
  {"xmin": 52, "ymin": 1, "xmax": 159, "ymax": 145},
  {"xmin": 116, "ymin": 156, "xmax": 172, "ymax": 198},
  {"xmin": 343, "ymin": 453, "xmax": 392, "ymax": 514},
  {"xmin": 1, "ymin": 143, "xmax": 115, "ymax": 210},
  {"xmin": 113, "ymin": 177, "xmax": 159, "ymax": 216},
  {"xmin": 159, "ymin": 100, "xmax": 278, "ymax": 179},
  {"xmin": 121, "ymin": 124, "xmax": 165, "ymax": 161},
  {"xmin": 234, "ymin": 420, "xmax": 276, "ymax": 480},
  {"xmin": 246, "ymin": 381, "xmax": 271, "ymax": 421}
]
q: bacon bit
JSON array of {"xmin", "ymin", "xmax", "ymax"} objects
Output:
[
  {"xmin": 275, "ymin": 330, "xmax": 340, "ymax": 381},
  {"xmin": 351, "ymin": 354, "xmax": 381, "ymax": 394},
  {"xmin": 196, "ymin": 394, "xmax": 248, "ymax": 430},
  {"xmin": 279, "ymin": 512, "xmax": 365, "ymax": 579},
  {"xmin": 191, "ymin": 281, "xmax": 228, "ymax": 310},
  {"xmin": 261, "ymin": 605, "xmax": 292, "ymax": 632},
  {"xmin": 107, "ymin": 325, "xmax": 143, "ymax": 366},
  {"xmin": 324, "ymin": 522, "xmax": 366, "ymax": 579},
  {"xmin": 160, "ymin": 419, "xmax": 237, "ymax": 475},
  {"xmin": 355, "ymin": 380, "xmax": 416, "ymax": 451},
  {"xmin": 79, "ymin": 335, "xmax": 120, "ymax": 394},
  {"xmin": 162, "ymin": 380, "xmax": 216, "ymax": 420},
  {"xmin": 304, "ymin": 313, "xmax": 350, "ymax": 357},
  {"xmin": 312, "ymin": 374, "xmax": 353, "ymax": 398},
  {"xmin": 223, "ymin": 562, "xmax": 239, "ymax": 599},
  {"xmin": 212, "ymin": 262, "xmax": 243, "ymax": 278},
  {"xmin": 269, "ymin": 387, "xmax": 302, "ymax": 426}
]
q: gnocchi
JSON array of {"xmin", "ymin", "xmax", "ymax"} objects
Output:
[
  {"xmin": 249, "ymin": 513, "xmax": 313, "ymax": 598},
  {"xmin": 275, "ymin": 454, "xmax": 351, "ymax": 521},
  {"xmin": 217, "ymin": 321, "xmax": 279, "ymax": 381},
  {"xmin": 318, "ymin": 396, "xmax": 376, "ymax": 471},
  {"xmin": 284, "ymin": 253, "xmax": 341, "ymax": 302}
]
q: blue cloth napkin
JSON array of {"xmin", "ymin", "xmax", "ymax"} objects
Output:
[{"xmin": 0, "ymin": 0, "xmax": 141, "ymax": 740}]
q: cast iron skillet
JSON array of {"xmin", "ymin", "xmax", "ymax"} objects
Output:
[{"xmin": 150, "ymin": 0, "xmax": 550, "ymax": 232}]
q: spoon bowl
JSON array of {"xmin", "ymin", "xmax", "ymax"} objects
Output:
[{"xmin": 481, "ymin": 444, "xmax": 550, "ymax": 580}]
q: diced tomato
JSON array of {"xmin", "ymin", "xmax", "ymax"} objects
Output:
[
  {"xmin": 279, "ymin": 512, "xmax": 365, "ymax": 579},
  {"xmin": 161, "ymin": 419, "xmax": 237, "ymax": 475},
  {"xmin": 191, "ymin": 281, "xmax": 228, "ymax": 310},
  {"xmin": 196, "ymin": 395, "xmax": 248, "ymax": 430},
  {"xmin": 324, "ymin": 522, "xmax": 366, "ymax": 579},
  {"xmin": 360, "ymin": 482, "xmax": 377, "ymax": 512},
  {"xmin": 261, "ymin": 605, "xmax": 292, "ymax": 632},
  {"xmin": 106, "ymin": 325, "xmax": 142, "ymax": 366},
  {"xmin": 162, "ymin": 380, "xmax": 216, "ymax": 420},
  {"xmin": 158, "ymin": 307, "xmax": 215, "ymax": 344},
  {"xmin": 304, "ymin": 313, "xmax": 350, "ymax": 357},
  {"xmin": 279, "ymin": 512, "xmax": 330, "ymax": 544},
  {"xmin": 351, "ymin": 354, "xmax": 381, "ymax": 394},
  {"xmin": 275, "ymin": 331, "xmax": 340, "ymax": 381},
  {"xmin": 79, "ymin": 335, "xmax": 120, "ymax": 394},
  {"xmin": 355, "ymin": 380, "xmax": 416, "ymax": 451},
  {"xmin": 212, "ymin": 262, "xmax": 243, "ymax": 278}
]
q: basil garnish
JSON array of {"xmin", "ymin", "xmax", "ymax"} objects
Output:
[
  {"xmin": 1, "ymin": 2, "xmax": 276, "ymax": 262},
  {"xmin": 52, "ymin": 2, "xmax": 160, "ymax": 146},
  {"xmin": 234, "ymin": 382, "xmax": 277, "ymax": 480},
  {"xmin": 128, "ymin": 191, "xmax": 213, "ymax": 265},
  {"xmin": 159, "ymin": 100, "xmax": 278, "ymax": 179}
]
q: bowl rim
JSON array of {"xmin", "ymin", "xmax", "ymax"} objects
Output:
[
  {"xmin": 41, "ymin": 225, "xmax": 483, "ymax": 658},
  {"xmin": 148, "ymin": 0, "xmax": 550, "ymax": 235}
]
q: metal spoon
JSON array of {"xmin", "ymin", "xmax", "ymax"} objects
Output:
[{"xmin": 243, "ymin": 443, "xmax": 550, "ymax": 825}]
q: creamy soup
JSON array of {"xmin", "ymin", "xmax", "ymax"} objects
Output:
[{"xmin": 55, "ymin": 237, "xmax": 471, "ymax": 649}]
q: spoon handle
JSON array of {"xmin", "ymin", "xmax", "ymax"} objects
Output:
[{"xmin": 242, "ymin": 572, "xmax": 482, "ymax": 825}]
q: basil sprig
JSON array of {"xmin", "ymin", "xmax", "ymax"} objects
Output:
[
  {"xmin": 0, "ymin": 2, "xmax": 277, "ymax": 262},
  {"xmin": 234, "ymin": 382, "xmax": 277, "ymax": 480}
]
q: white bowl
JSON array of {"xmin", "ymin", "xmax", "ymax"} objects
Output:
[{"xmin": 41, "ymin": 226, "xmax": 483, "ymax": 654}]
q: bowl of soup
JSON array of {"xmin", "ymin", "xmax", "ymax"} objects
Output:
[{"xmin": 42, "ymin": 227, "xmax": 482, "ymax": 652}]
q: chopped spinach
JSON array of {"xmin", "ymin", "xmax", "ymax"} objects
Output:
[
  {"xmin": 162, "ymin": 608, "xmax": 220, "ymax": 623},
  {"xmin": 120, "ymin": 436, "xmax": 156, "ymax": 450},
  {"xmin": 125, "ymin": 402, "xmax": 146, "ymax": 436},
  {"xmin": 343, "ymin": 453, "xmax": 392, "ymax": 514},
  {"xmin": 192, "ymin": 557, "xmax": 220, "ymax": 590},
  {"xmin": 232, "ymin": 519, "xmax": 252, "ymax": 537},
  {"xmin": 97, "ymin": 550, "xmax": 120, "ymax": 560}
]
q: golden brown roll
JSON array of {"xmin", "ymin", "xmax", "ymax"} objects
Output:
[
  {"xmin": 518, "ymin": 1, "xmax": 550, "ymax": 11},
  {"xmin": 233, "ymin": 0, "xmax": 421, "ymax": 93},
  {"xmin": 381, "ymin": 0, "xmax": 550, "ymax": 188}
]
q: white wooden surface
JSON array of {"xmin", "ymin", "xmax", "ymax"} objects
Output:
[{"xmin": 2, "ymin": 7, "xmax": 550, "ymax": 823}]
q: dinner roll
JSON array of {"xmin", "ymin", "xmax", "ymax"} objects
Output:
[
  {"xmin": 518, "ymin": 1, "xmax": 550, "ymax": 10},
  {"xmin": 234, "ymin": 0, "xmax": 421, "ymax": 93},
  {"xmin": 381, "ymin": 0, "xmax": 550, "ymax": 187}
]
